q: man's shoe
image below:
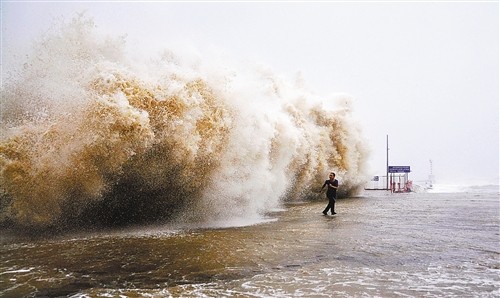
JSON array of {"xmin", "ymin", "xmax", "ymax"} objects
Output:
[
  {"xmin": 332, "ymin": 212, "xmax": 337, "ymax": 215},
  {"xmin": 322, "ymin": 211, "xmax": 328, "ymax": 215}
]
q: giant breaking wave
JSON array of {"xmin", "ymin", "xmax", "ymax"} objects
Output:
[{"xmin": 0, "ymin": 16, "xmax": 369, "ymax": 231}]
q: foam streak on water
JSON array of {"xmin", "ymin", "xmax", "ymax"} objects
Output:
[{"xmin": 0, "ymin": 16, "xmax": 369, "ymax": 231}]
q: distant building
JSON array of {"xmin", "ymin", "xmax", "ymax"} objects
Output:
[{"xmin": 365, "ymin": 166, "xmax": 413, "ymax": 192}]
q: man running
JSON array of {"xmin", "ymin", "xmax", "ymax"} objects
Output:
[{"xmin": 322, "ymin": 172, "xmax": 338, "ymax": 215}]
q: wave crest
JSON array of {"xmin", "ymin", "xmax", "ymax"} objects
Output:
[{"xmin": 0, "ymin": 16, "xmax": 369, "ymax": 231}]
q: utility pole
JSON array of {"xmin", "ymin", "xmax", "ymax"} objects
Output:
[{"xmin": 386, "ymin": 134, "xmax": 389, "ymax": 190}]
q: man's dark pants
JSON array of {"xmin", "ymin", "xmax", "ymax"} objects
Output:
[{"xmin": 323, "ymin": 196, "xmax": 336, "ymax": 214}]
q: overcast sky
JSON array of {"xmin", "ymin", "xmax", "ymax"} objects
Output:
[{"xmin": 2, "ymin": 1, "xmax": 498, "ymax": 185}]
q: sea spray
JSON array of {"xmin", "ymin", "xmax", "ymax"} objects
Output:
[{"xmin": 0, "ymin": 16, "xmax": 369, "ymax": 231}]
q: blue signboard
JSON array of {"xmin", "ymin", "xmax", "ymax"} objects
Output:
[{"xmin": 388, "ymin": 166, "xmax": 411, "ymax": 173}]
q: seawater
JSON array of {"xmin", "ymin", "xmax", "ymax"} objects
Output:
[
  {"xmin": 1, "ymin": 15, "xmax": 498, "ymax": 297},
  {"xmin": 1, "ymin": 15, "xmax": 368, "ymax": 230},
  {"xmin": 1, "ymin": 187, "xmax": 498, "ymax": 297}
]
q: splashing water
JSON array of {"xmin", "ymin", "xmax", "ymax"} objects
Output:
[{"xmin": 0, "ymin": 16, "xmax": 369, "ymax": 231}]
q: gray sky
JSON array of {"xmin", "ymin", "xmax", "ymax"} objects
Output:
[{"xmin": 2, "ymin": 1, "xmax": 499, "ymax": 185}]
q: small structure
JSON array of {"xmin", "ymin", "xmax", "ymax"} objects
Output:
[
  {"xmin": 364, "ymin": 135, "xmax": 413, "ymax": 192},
  {"xmin": 365, "ymin": 175, "xmax": 389, "ymax": 190},
  {"xmin": 388, "ymin": 166, "xmax": 412, "ymax": 193},
  {"xmin": 365, "ymin": 167, "xmax": 413, "ymax": 192}
]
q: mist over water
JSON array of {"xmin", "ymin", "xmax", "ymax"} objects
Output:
[{"xmin": 0, "ymin": 16, "xmax": 369, "ymax": 231}]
